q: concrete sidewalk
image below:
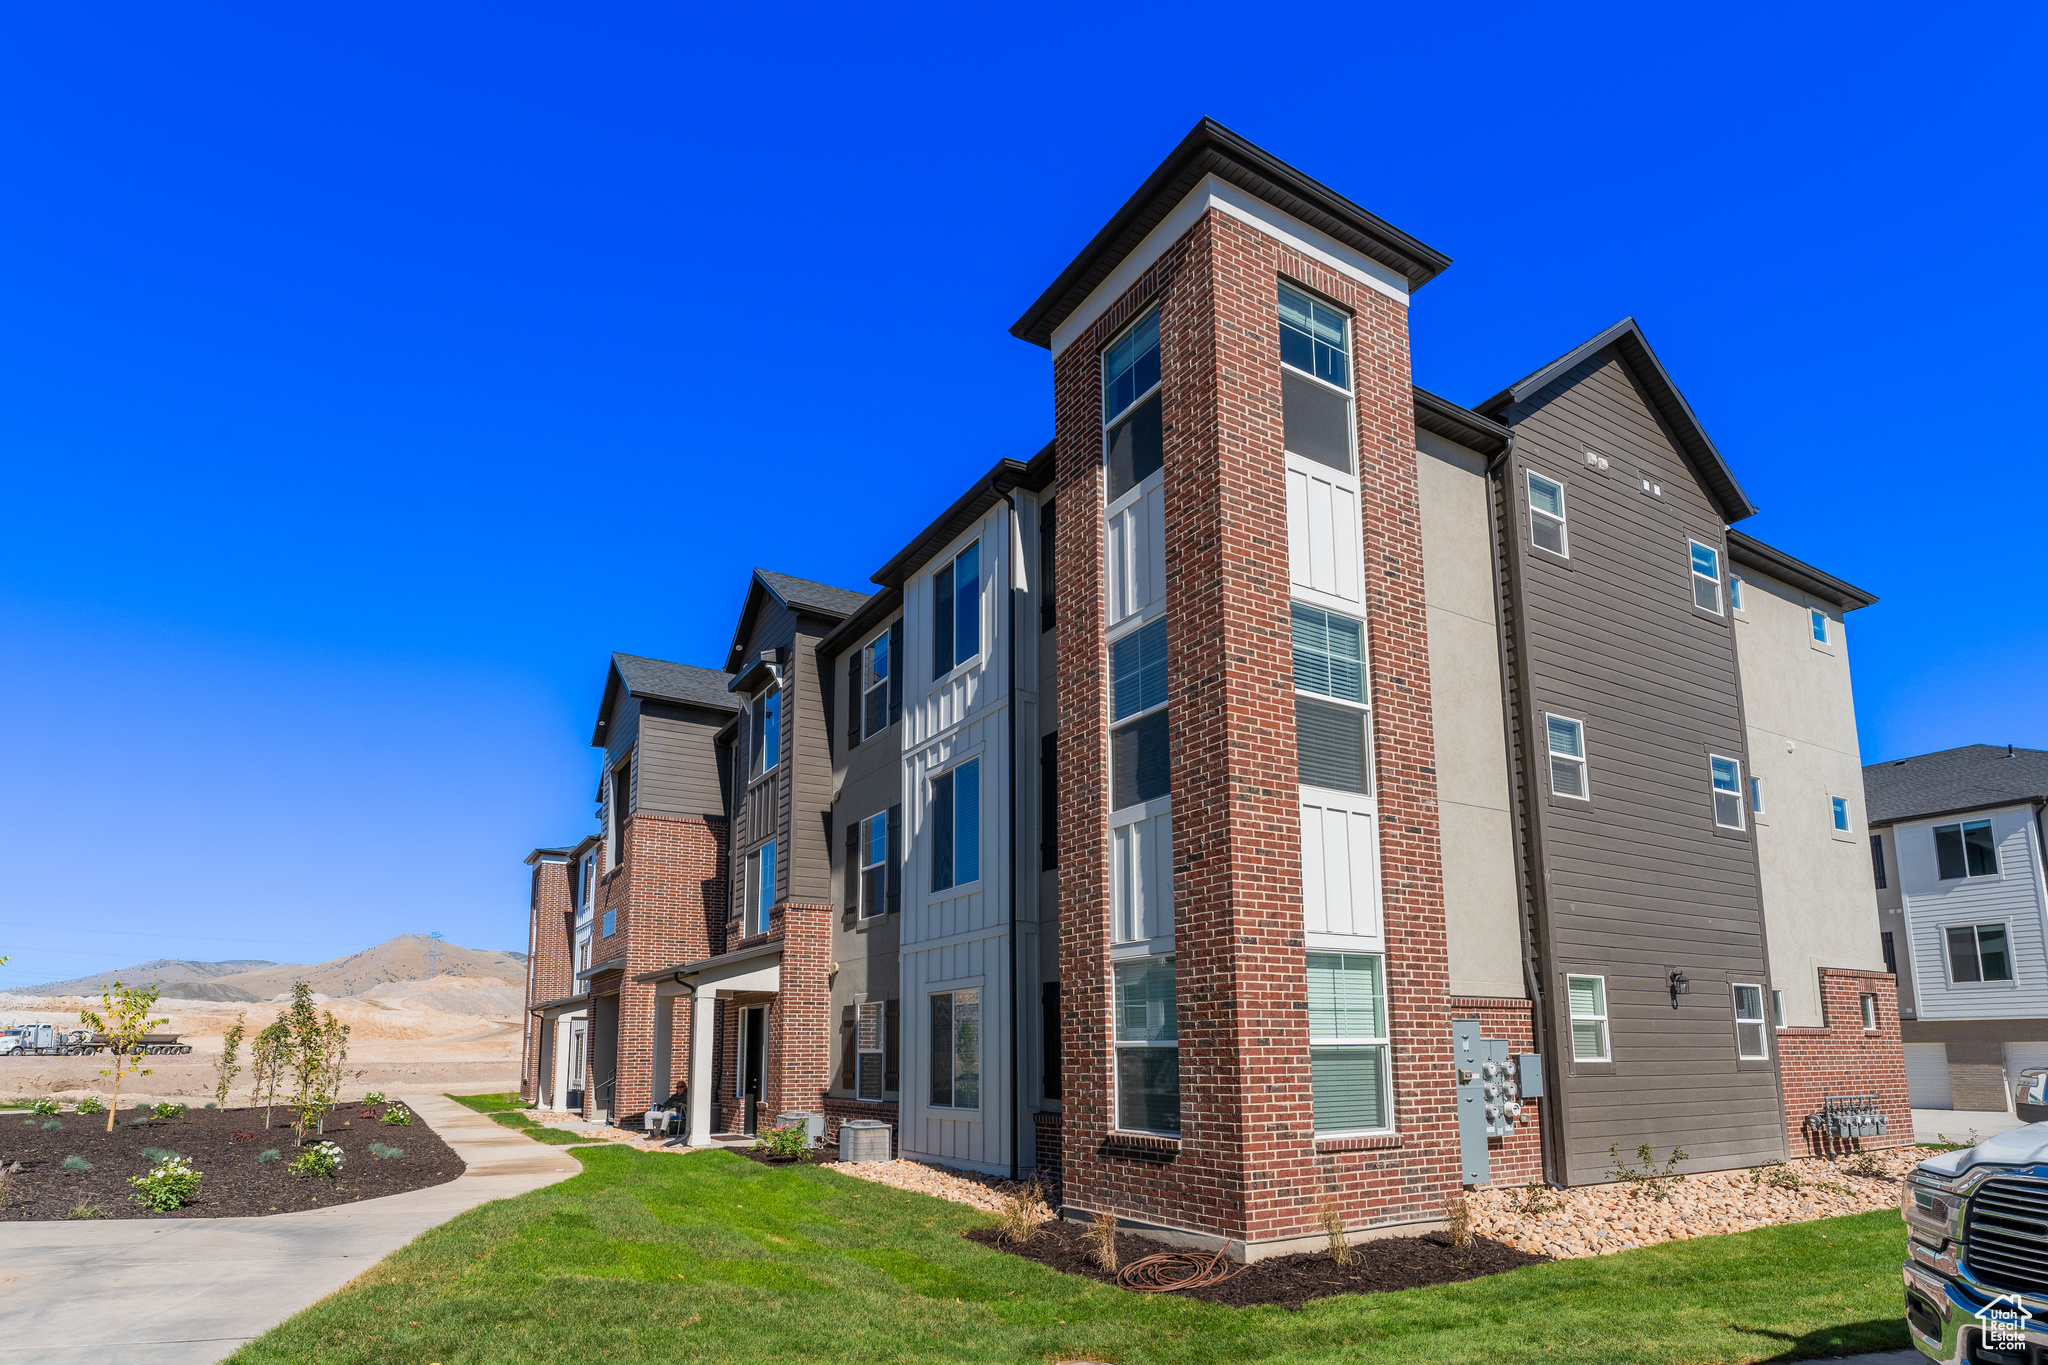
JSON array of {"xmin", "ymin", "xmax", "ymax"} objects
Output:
[
  {"xmin": 0, "ymin": 1092, "xmax": 581, "ymax": 1365},
  {"xmin": 1913, "ymin": 1107, "xmax": 2026, "ymax": 1144}
]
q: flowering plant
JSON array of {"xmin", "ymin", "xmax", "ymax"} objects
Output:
[
  {"xmin": 380, "ymin": 1103, "xmax": 413, "ymax": 1127},
  {"xmin": 30, "ymin": 1098, "xmax": 59, "ymax": 1117},
  {"xmin": 130, "ymin": 1156, "xmax": 203, "ymax": 1211},
  {"xmin": 291, "ymin": 1141, "xmax": 345, "ymax": 1179}
]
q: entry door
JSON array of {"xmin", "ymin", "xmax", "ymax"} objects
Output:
[
  {"xmin": 741, "ymin": 1006, "xmax": 767, "ymax": 1121},
  {"xmin": 568, "ymin": 1020, "xmax": 588, "ymax": 1107}
]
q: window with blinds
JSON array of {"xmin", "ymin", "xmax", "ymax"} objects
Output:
[
  {"xmin": 1306, "ymin": 952, "xmax": 1388, "ymax": 1133},
  {"xmin": 1567, "ymin": 975, "xmax": 1609, "ymax": 1061},
  {"xmin": 1113, "ymin": 958, "xmax": 1179, "ymax": 1134}
]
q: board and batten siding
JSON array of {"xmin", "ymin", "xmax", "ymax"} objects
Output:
[
  {"xmin": 1502, "ymin": 346, "xmax": 1786, "ymax": 1184},
  {"xmin": 1897, "ymin": 805, "xmax": 2048, "ymax": 1022}
]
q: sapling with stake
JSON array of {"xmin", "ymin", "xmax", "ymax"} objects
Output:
[
  {"xmin": 251, "ymin": 1021, "xmax": 290, "ymax": 1128},
  {"xmin": 215, "ymin": 1012, "xmax": 247, "ymax": 1108},
  {"xmin": 78, "ymin": 982, "xmax": 167, "ymax": 1133}
]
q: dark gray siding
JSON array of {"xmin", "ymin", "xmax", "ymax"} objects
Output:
[
  {"xmin": 1501, "ymin": 347, "xmax": 1785, "ymax": 1184},
  {"xmin": 636, "ymin": 704, "xmax": 726, "ymax": 818},
  {"xmin": 788, "ymin": 622, "xmax": 836, "ymax": 905}
]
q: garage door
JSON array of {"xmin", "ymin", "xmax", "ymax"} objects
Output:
[
  {"xmin": 1905, "ymin": 1043, "xmax": 1953, "ymax": 1109},
  {"xmin": 2005, "ymin": 1042, "xmax": 2048, "ymax": 1101}
]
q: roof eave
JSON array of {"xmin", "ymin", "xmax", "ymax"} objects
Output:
[
  {"xmin": 1726, "ymin": 529, "xmax": 1878, "ymax": 611},
  {"xmin": 1869, "ymin": 796, "xmax": 2048, "ymax": 829},
  {"xmin": 1412, "ymin": 385, "xmax": 1510, "ymax": 458},
  {"xmin": 869, "ymin": 456, "xmax": 1044, "ymax": 589}
]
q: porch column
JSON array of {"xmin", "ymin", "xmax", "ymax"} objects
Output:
[
  {"xmin": 687, "ymin": 990, "xmax": 717, "ymax": 1146},
  {"xmin": 650, "ymin": 995, "xmax": 673, "ymax": 1110}
]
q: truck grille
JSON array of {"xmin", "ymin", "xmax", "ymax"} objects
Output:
[{"xmin": 1964, "ymin": 1176, "xmax": 2048, "ymax": 1296}]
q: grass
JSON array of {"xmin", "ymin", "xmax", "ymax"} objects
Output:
[
  {"xmin": 225, "ymin": 1145, "xmax": 1911, "ymax": 1365},
  {"xmin": 447, "ymin": 1092, "xmax": 525, "ymax": 1114}
]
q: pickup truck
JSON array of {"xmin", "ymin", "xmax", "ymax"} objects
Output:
[{"xmin": 1903, "ymin": 1123, "xmax": 2048, "ymax": 1362}]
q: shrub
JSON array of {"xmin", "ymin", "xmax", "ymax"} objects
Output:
[
  {"xmin": 74, "ymin": 1096, "xmax": 105, "ymax": 1115},
  {"xmin": 997, "ymin": 1178, "xmax": 1047, "ymax": 1245},
  {"xmin": 1609, "ymin": 1142, "xmax": 1688, "ymax": 1200},
  {"xmin": 1322, "ymin": 1200, "xmax": 1353, "ymax": 1265},
  {"xmin": 1751, "ymin": 1161, "xmax": 1802, "ymax": 1191},
  {"xmin": 257, "ymin": 1149, "xmax": 280, "ymax": 1163},
  {"xmin": 63, "ymin": 1156, "xmax": 92, "ymax": 1172},
  {"xmin": 203, "ymin": 1102, "xmax": 218, "ymax": 1110},
  {"xmin": 291, "ymin": 1141, "xmax": 344, "ymax": 1179},
  {"xmin": 68, "ymin": 1203, "xmax": 106, "ymax": 1219},
  {"xmin": 130, "ymin": 1156, "xmax": 202, "ymax": 1212},
  {"xmin": 141, "ymin": 1147, "xmax": 183, "ymax": 1164},
  {"xmin": 1444, "ymin": 1193, "xmax": 1473, "ymax": 1249},
  {"xmin": 1087, "ymin": 1211, "xmax": 1119, "ymax": 1273},
  {"xmin": 1519, "ymin": 1181, "xmax": 1559, "ymax": 1215},
  {"xmin": 41, "ymin": 1119, "xmax": 61, "ymax": 1130},
  {"xmin": 380, "ymin": 1103, "xmax": 413, "ymax": 1127},
  {"xmin": 152, "ymin": 1102, "xmax": 184, "ymax": 1120},
  {"xmin": 752, "ymin": 1120, "xmax": 811, "ymax": 1160},
  {"xmin": 364, "ymin": 1091, "xmax": 387, "ymax": 1105},
  {"xmin": 30, "ymin": 1098, "xmax": 59, "ymax": 1117},
  {"xmin": 367, "ymin": 1142, "xmax": 405, "ymax": 1159}
]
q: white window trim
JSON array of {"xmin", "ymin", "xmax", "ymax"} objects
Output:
[
  {"xmin": 1942, "ymin": 919, "xmax": 2017, "ymax": 987},
  {"xmin": 927, "ymin": 985, "xmax": 983, "ymax": 1114},
  {"xmin": 1933, "ymin": 818, "xmax": 2003, "ymax": 881},
  {"xmin": 1750, "ymin": 774, "xmax": 1767, "ymax": 819},
  {"xmin": 1771, "ymin": 988, "xmax": 1785, "ymax": 1028},
  {"xmin": 1111, "ymin": 955, "xmax": 1179, "ymax": 1138},
  {"xmin": 1278, "ymin": 286, "xmax": 1355, "ymax": 397},
  {"xmin": 1546, "ymin": 713, "xmax": 1589, "ymax": 801},
  {"xmin": 1306, "ymin": 950, "xmax": 1393, "ymax": 1139},
  {"xmin": 1809, "ymin": 608, "xmax": 1830, "ymax": 646},
  {"xmin": 1730, "ymin": 573, "xmax": 1746, "ymax": 613},
  {"xmin": 746, "ymin": 841, "xmax": 777, "ymax": 937},
  {"xmin": 1101, "ymin": 306, "xmax": 1163, "ymax": 430},
  {"xmin": 1732, "ymin": 982, "xmax": 1769, "ymax": 1060},
  {"xmin": 857, "ymin": 811, "xmax": 888, "ymax": 919},
  {"xmin": 1859, "ymin": 993, "xmax": 1878, "ymax": 1031},
  {"xmin": 1689, "ymin": 538, "xmax": 1724, "ymax": 615},
  {"xmin": 1526, "ymin": 470, "xmax": 1569, "ymax": 559},
  {"xmin": 1108, "ymin": 615, "xmax": 1169, "ymax": 815},
  {"xmin": 1710, "ymin": 754, "xmax": 1746, "ymax": 831},
  {"xmin": 928, "ymin": 755, "xmax": 983, "ymax": 896},
  {"xmin": 1830, "ymin": 795, "xmax": 1852, "ymax": 834},
  {"xmin": 754, "ymin": 689, "xmax": 781, "ymax": 776},
  {"xmin": 1566, "ymin": 974, "xmax": 1610, "ymax": 1062},
  {"xmin": 929, "ymin": 540, "xmax": 986, "ymax": 686},
  {"xmin": 860, "ymin": 629, "xmax": 892, "ymax": 741}
]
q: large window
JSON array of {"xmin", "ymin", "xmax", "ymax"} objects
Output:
[
  {"xmin": 745, "ymin": 841, "xmax": 776, "ymax": 936},
  {"xmin": 1689, "ymin": 540, "xmax": 1723, "ymax": 614},
  {"xmin": 1292, "ymin": 604, "xmax": 1369, "ymax": 794},
  {"xmin": 930, "ymin": 759, "xmax": 981, "ymax": 892},
  {"xmin": 1547, "ymin": 715, "xmax": 1588, "ymax": 800},
  {"xmin": 1732, "ymin": 983, "xmax": 1768, "ymax": 1059},
  {"xmin": 1111, "ymin": 617, "xmax": 1169, "ymax": 810},
  {"xmin": 1278, "ymin": 284, "xmax": 1351, "ymax": 473},
  {"xmin": 932, "ymin": 542, "xmax": 982, "ymax": 678},
  {"xmin": 928, "ymin": 987, "xmax": 980, "ymax": 1109},
  {"xmin": 856, "ymin": 1001, "xmax": 885, "ymax": 1101},
  {"xmin": 610, "ymin": 758, "xmax": 632, "ymax": 867},
  {"xmin": 858, "ymin": 812, "xmax": 888, "ymax": 918},
  {"xmin": 1527, "ymin": 472, "xmax": 1568, "ymax": 557},
  {"xmin": 1947, "ymin": 924, "xmax": 2013, "ymax": 983},
  {"xmin": 1113, "ymin": 958, "xmax": 1179, "ymax": 1134},
  {"xmin": 1710, "ymin": 756, "xmax": 1744, "ymax": 829},
  {"xmin": 862, "ymin": 631, "xmax": 891, "ymax": 738},
  {"xmin": 752, "ymin": 691, "xmax": 780, "ymax": 776},
  {"xmin": 1307, "ymin": 952, "xmax": 1388, "ymax": 1134},
  {"xmin": 1567, "ymin": 975, "xmax": 1609, "ymax": 1061},
  {"xmin": 1104, "ymin": 311, "xmax": 1162, "ymax": 500},
  {"xmin": 1935, "ymin": 820, "xmax": 1998, "ymax": 880}
]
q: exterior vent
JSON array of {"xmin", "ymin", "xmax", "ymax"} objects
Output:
[
  {"xmin": 1963, "ymin": 1175, "xmax": 2048, "ymax": 1295},
  {"xmin": 838, "ymin": 1119, "xmax": 892, "ymax": 1164}
]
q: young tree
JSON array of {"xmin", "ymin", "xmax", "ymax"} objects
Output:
[
  {"xmin": 78, "ymin": 981, "xmax": 168, "ymax": 1133},
  {"xmin": 313, "ymin": 1009, "xmax": 351, "ymax": 1135},
  {"xmin": 283, "ymin": 982, "xmax": 351, "ymax": 1143},
  {"xmin": 215, "ymin": 1012, "xmax": 247, "ymax": 1108},
  {"xmin": 252, "ymin": 1020, "xmax": 291, "ymax": 1129}
]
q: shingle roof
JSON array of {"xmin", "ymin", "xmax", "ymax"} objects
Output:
[
  {"xmin": 1863, "ymin": 745, "xmax": 2048, "ymax": 826},
  {"xmin": 753, "ymin": 568, "xmax": 871, "ymax": 619},
  {"xmin": 611, "ymin": 653, "xmax": 740, "ymax": 713}
]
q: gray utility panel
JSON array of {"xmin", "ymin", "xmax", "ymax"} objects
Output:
[{"xmin": 1454, "ymin": 1019, "xmax": 1536, "ymax": 1185}]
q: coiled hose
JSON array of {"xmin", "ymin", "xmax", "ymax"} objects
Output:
[{"xmin": 1116, "ymin": 1247, "xmax": 1240, "ymax": 1293}]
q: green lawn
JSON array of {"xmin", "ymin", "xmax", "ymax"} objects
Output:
[
  {"xmin": 446, "ymin": 1091, "xmax": 525, "ymax": 1114},
  {"xmin": 227, "ymin": 1146, "xmax": 1910, "ymax": 1365}
]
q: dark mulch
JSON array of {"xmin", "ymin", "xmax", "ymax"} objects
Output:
[
  {"xmin": 0, "ymin": 1104, "xmax": 464, "ymax": 1221},
  {"xmin": 964, "ymin": 1218, "xmax": 1550, "ymax": 1308},
  {"xmin": 729, "ymin": 1142, "xmax": 828, "ymax": 1168}
]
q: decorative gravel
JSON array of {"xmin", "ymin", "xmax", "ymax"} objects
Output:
[
  {"xmin": 1469, "ymin": 1147, "xmax": 1926, "ymax": 1259},
  {"xmin": 818, "ymin": 1157, "xmax": 1051, "ymax": 1216}
]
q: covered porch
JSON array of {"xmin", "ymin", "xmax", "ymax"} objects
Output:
[
  {"xmin": 527, "ymin": 993, "xmax": 590, "ymax": 1116},
  {"xmin": 636, "ymin": 939, "xmax": 781, "ymax": 1146}
]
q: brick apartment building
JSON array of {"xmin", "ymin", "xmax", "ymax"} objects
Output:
[{"xmin": 520, "ymin": 119, "xmax": 1910, "ymax": 1261}]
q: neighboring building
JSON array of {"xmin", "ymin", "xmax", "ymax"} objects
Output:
[
  {"xmin": 523, "ymin": 118, "xmax": 1906, "ymax": 1259},
  {"xmin": 1867, "ymin": 745, "xmax": 2048, "ymax": 1112},
  {"xmin": 518, "ymin": 847, "xmax": 572, "ymax": 1107}
]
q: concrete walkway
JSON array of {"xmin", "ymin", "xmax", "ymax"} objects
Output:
[
  {"xmin": 1913, "ymin": 1106, "xmax": 2027, "ymax": 1143},
  {"xmin": 0, "ymin": 1092, "xmax": 580, "ymax": 1365}
]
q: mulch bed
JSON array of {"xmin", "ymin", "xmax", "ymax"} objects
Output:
[
  {"xmin": 964, "ymin": 1218, "xmax": 1549, "ymax": 1308},
  {"xmin": 730, "ymin": 1143, "xmax": 828, "ymax": 1168},
  {"xmin": 0, "ymin": 1103, "xmax": 465, "ymax": 1220}
]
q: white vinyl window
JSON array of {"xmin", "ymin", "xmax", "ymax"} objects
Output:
[
  {"xmin": 1547, "ymin": 714, "xmax": 1588, "ymax": 800},
  {"xmin": 1689, "ymin": 539, "xmax": 1722, "ymax": 614},
  {"xmin": 1278, "ymin": 284, "xmax": 1353, "ymax": 474},
  {"xmin": 1307, "ymin": 952, "xmax": 1389, "ymax": 1135},
  {"xmin": 1733, "ymin": 983, "xmax": 1768, "ymax": 1059},
  {"xmin": 858, "ymin": 813, "xmax": 888, "ymax": 918},
  {"xmin": 931, "ymin": 543, "xmax": 982, "ymax": 678},
  {"xmin": 1832, "ymin": 796, "xmax": 1851, "ymax": 832},
  {"xmin": 1710, "ymin": 756, "xmax": 1744, "ymax": 829},
  {"xmin": 1527, "ymin": 472, "xmax": 1568, "ymax": 557},
  {"xmin": 1771, "ymin": 988, "xmax": 1785, "ymax": 1028},
  {"xmin": 1729, "ymin": 574, "xmax": 1745, "ymax": 611},
  {"xmin": 1292, "ymin": 604, "xmax": 1371, "ymax": 796},
  {"xmin": 1859, "ymin": 993, "xmax": 1878, "ymax": 1031},
  {"xmin": 1567, "ymin": 975, "xmax": 1609, "ymax": 1061},
  {"xmin": 1103, "ymin": 310, "xmax": 1163, "ymax": 500},
  {"xmin": 1113, "ymin": 958, "xmax": 1179, "ymax": 1134},
  {"xmin": 745, "ymin": 841, "xmax": 776, "ymax": 936},
  {"xmin": 1934, "ymin": 820, "xmax": 1999, "ymax": 880},
  {"xmin": 1810, "ymin": 608, "xmax": 1828, "ymax": 644},
  {"xmin": 930, "ymin": 759, "xmax": 981, "ymax": 892},
  {"xmin": 752, "ymin": 690, "xmax": 781, "ymax": 776},
  {"xmin": 1110, "ymin": 617, "xmax": 1169, "ymax": 810},
  {"xmin": 857, "ymin": 1001, "xmax": 885, "ymax": 1100},
  {"xmin": 1946, "ymin": 923, "xmax": 2013, "ymax": 984},
  {"xmin": 861, "ymin": 631, "xmax": 891, "ymax": 739},
  {"xmin": 1749, "ymin": 776, "xmax": 1766, "ymax": 815},
  {"xmin": 928, "ymin": 988, "xmax": 980, "ymax": 1109}
]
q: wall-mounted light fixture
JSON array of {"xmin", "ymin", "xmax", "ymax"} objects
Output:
[{"xmin": 1668, "ymin": 970, "xmax": 1691, "ymax": 1008}]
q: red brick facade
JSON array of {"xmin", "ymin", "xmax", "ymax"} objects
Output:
[
  {"xmin": 520, "ymin": 855, "xmax": 574, "ymax": 1104},
  {"xmin": 1776, "ymin": 968, "xmax": 1913, "ymax": 1155},
  {"xmin": 1053, "ymin": 208, "xmax": 1461, "ymax": 1254},
  {"xmin": 708, "ymin": 902, "xmax": 834, "ymax": 1132}
]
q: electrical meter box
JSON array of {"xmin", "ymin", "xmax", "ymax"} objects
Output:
[{"xmin": 1453, "ymin": 1020, "xmax": 1532, "ymax": 1184}]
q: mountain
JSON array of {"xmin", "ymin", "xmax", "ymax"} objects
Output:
[{"xmin": 21, "ymin": 958, "xmax": 288, "ymax": 999}]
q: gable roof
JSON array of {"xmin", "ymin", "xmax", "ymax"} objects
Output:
[
  {"xmin": 723, "ymin": 568, "xmax": 871, "ymax": 672},
  {"xmin": 1726, "ymin": 529, "xmax": 1877, "ymax": 611},
  {"xmin": 591, "ymin": 652, "xmax": 738, "ymax": 747},
  {"xmin": 1477, "ymin": 317, "xmax": 1758, "ymax": 525},
  {"xmin": 1010, "ymin": 118, "xmax": 1451, "ymax": 350},
  {"xmin": 1864, "ymin": 744, "xmax": 2048, "ymax": 826}
]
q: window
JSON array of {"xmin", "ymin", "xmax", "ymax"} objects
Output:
[
  {"xmin": 1772, "ymin": 988, "xmax": 1785, "ymax": 1028},
  {"xmin": 1527, "ymin": 472, "xmax": 1568, "ymax": 557},
  {"xmin": 1946, "ymin": 924, "xmax": 2013, "ymax": 984},
  {"xmin": 930, "ymin": 759, "xmax": 981, "ymax": 892},
  {"xmin": 1860, "ymin": 993, "xmax": 1879, "ymax": 1030},
  {"xmin": 1689, "ymin": 540, "xmax": 1722, "ymax": 614},
  {"xmin": 1039, "ymin": 733, "xmax": 1058, "ymax": 871},
  {"xmin": 1750, "ymin": 776, "xmax": 1766, "ymax": 815},
  {"xmin": 928, "ymin": 987, "xmax": 980, "ymax": 1109},
  {"xmin": 1733, "ymin": 984, "xmax": 1768, "ymax": 1059},
  {"xmin": 1307, "ymin": 952, "xmax": 1389, "ymax": 1134},
  {"xmin": 861, "ymin": 632, "xmax": 891, "ymax": 739},
  {"xmin": 1103, "ymin": 311, "xmax": 1162, "ymax": 500},
  {"xmin": 610, "ymin": 759, "xmax": 632, "ymax": 867},
  {"xmin": 1871, "ymin": 835, "xmax": 1888, "ymax": 889},
  {"xmin": 1113, "ymin": 958, "xmax": 1179, "ymax": 1134},
  {"xmin": 1710, "ymin": 756, "xmax": 1744, "ymax": 829},
  {"xmin": 601, "ymin": 910, "xmax": 617, "ymax": 938},
  {"xmin": 1831, "ymin": 796, "xmax": 1850, "ymax": 832},
  {"xmin": 1934, "ymin": 820, "xmax": 1999, "ymax": 879},
  {"xmin": 1730, "ymin": 574, "xmax": 1745, "ymax": 611},
  {"xmin": 1279, "ymin": 284, "xmax": 1351, "ymax": 473},
  {"xmin": 753, "ymin": 691, "xmax": 780, "ymax": 776},
  {"xmin": 1111, "ymin": 617, "xmax": 1169, "ymax": 810},
  {"xmin": 1810, "ymin": 609, "xmax": 1828, "ymax": 643},
  {"xmin": 858, "ymin": 813, "xmax": 888, "ymax": 919},
  {"xmin": 932, "ymin": 542, "xmax": 982, "ymax": 678},
  {"xmin": 1567, "ymin": 975, "xmax": 1609, "ymax": 1061},
  {"xmin": 1547, "ymin": 715, "xmax": 1588, "ymax": 799},
  {"xmin": 577, "ymin": 938, "xmax": 590, "ymax": 973},
  {"xmin": 1882, "ymin": 930, "xmax": 1897, "ymax": 975},
  {"xmin": 856, "ymin": 1002, "xmax": 885, "ymax": 1101},
  {"xmin": 1292, "ymin": 605, "xmax": 1369, "ymax": 795},
  {"xmin": 1040, "ymin": 981, "xmax": 1061, "ymax": 1100},
  {"xmin": 1038, "ymin": 500, "xmax": 1056, "ymax": 632},
  {"xmin": 745, "ymin": 841, "xmax": 776, "ymax": 936}
]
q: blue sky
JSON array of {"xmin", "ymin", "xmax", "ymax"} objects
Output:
[{"xmin": 1, "ymin": 3, "xmax": 2041, "ymax": 989}]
